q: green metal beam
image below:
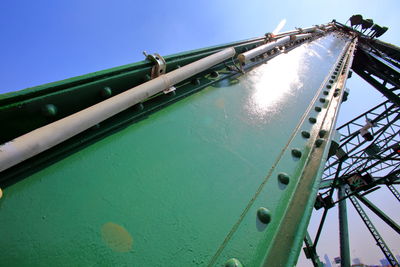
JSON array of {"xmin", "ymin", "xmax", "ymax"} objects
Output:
[
  {"xmin": 338, "ymin": 186, "xmax": 351, "ymax": 267},
  {"xmin": 0, "ymin": 36, "xmax": 268, "ymax": 145},
  {"xmin": 347, "ymin": 189, "xmax": 399, "ymax": 266},
  {"xmin": 0, "ymin": 28, "xmax": 353, "ymax": 267},
  {"xmin": 387, "ymin": 184, "xmax": 400, "ymax": 202},
  {"xmin": 355, "ymin": 193, "xmax": 400, "ymax": 234},
  {"xmin": 352, "ymin": 65, "xmax": 400, "ymax": 107},
  {"xmin": 303, "ymin": 232, "xmax": 323, "ymax": 267}
]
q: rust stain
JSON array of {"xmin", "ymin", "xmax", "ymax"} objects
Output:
[{"xmin": 101, "ymin": 222, "xmax": 133, "ymax": 252}]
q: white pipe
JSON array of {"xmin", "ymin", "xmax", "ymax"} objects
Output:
[
  {"xmin": 293, "ymin": 33, "xmax": 312, "ymax": 41},
  {"xmin": 273, "ymin": 23, "xmax": 330, "ymax": 39},
  {"xmin": 301, "ymin": 26, "xmax": 317, "ymax": 33},
  {"xmin": 238, "ymin": 36, "xmax": 291, "ymax": 64},
  {"xmin": 0, "ymin": 47, "xmax": 236, "ymax": 172},
  {"xmin": 273, "ymin": 30, "xmax": 299, "ymax": 38}
]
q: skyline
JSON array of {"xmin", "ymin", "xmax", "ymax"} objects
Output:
[{"xmin": 321, "ymin": 253, "xmax": 400, "ymax": 266}]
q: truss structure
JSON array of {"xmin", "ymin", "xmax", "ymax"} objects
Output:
[{"xmin": 306, "ymin": 19, "xmax": 400, "ymax": 267}]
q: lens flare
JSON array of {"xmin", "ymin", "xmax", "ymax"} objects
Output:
[{"xmin": 272, "ymin": 19, "xmax": 287, "ymax": 35}]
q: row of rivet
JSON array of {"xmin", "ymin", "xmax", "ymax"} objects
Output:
[
  {"xmin": 40, "ymin": 66, "xmax": 224, "ymax": 119},
  {"xmin": 233, "ymin": 39, "xmax": 349, "ymax": 266},
  {"xmin": 301, "ymin": 34, "xmax": 349, "ymax": 162},
  {"xmin": 311, "ymin": 46, "xmax": 348, "ymax": 150},
  {"xmin": 225, "ymin": 170, "xmax": 294, "ymax": 265},
  {"xmin": 41, "ymin": 85, "xmax": 113, "ymax": 118},
  {"xmin": 226, "ymin": 41, "xmax": 350, "ymax": 267},
  {"xmin": 295, "ymin": 42, "xmax": 347, "ymax": 173},
  {"xmin": 224, "ymin": 35, "xmax": 347, "ymax": 267}
]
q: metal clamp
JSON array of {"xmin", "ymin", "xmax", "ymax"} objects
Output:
[
  {"xmin": 143, "ymin": 51, "xmax": 175, "ymax": 94},
  {"xmin": 143, "ymin": 51, "xmax": 167, "ymax": 78}
]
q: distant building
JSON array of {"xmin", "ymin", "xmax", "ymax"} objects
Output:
[
  {"xmin": 379, "ymin": 258, "xmax": 389, "ymax": 266},
  {"xmin": 324, "ymin": 254, "xmax": 332, "ymax": 267}
]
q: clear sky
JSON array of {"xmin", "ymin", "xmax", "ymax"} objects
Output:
[{"xmin": 1, "ymin": 0, "xmax": 399, "ymax": 265}]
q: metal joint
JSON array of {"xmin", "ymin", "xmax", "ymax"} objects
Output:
[
  {"xmin": 143, "ymin": 51, "xmax": 176, "ymax": 94},
  {"xmin": 143, "ymin": 51, "xmax": 167, "ymax": 78}
]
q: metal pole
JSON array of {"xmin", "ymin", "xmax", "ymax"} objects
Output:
[
  {"xmin": 355, "ymin": 194, "xmax": 400, "ymax": 234},
  {"xmin": 314, "ymin": 208, "xmax": 329, "ymax": 247},
  {"xmin": 304, "ymin": 232, "xmax": 323, "ymax": 267},
  {"xmin": 338, "ymin": 186, "xmax": 351, "ymax": 267},
  {"xmin": 352, "ymin": 66, "xmax": 400, "ymax": 107},
  {"xmin": 347, "ymin": 189, "xmax": 399, "ymax": 266},
  {"xmin": 387, "ymin": 184, "xmax": 400, "ymax": 202}
]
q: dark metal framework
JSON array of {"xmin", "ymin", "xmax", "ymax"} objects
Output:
[
  {"xmin": 323, "ymin": 99, "xmax": 400, "ymax": 182},
  {"xmin": 347, "ymin": 188, "xmax": 399, "ymax": 266},
  {"xmin": 305, "ymin": 21, "xmax": 400, "ymax": 267}
]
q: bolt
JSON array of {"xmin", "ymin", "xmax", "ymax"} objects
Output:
[
  {"xmin": 326, "ymin": 85, "xmax": 332, "ymax": 89},
  {"xmin": 291, "ymin": 148, "xmax": 302, "ymax": 158},
  {"xmin": 100, "ymin": 87, "xmax": 112, "ymax": 98},
  {"xmin": 329, "ymin": 80, "xmax": 334, "ymax": 84},
  {"xmin": 191, "ymin": 78, "xmax": 200, "ymax": 85},
  {"xmin": 134, "ymin": 103, "xmax": 144, "ymax": 111},
  {"xmin": 331, "ymin": 75, "xmax": 336, "ymax": 79},
  {"xmin": 42, "ymin": 104, "xmax": 58, "ymax": 117},
  {"xmin": 225, "ymin": 258, "xmax": 243, "ymax": 267},
  {"xmin": 257, "ymin": 207, "xmax": 272, "ymax": 224},
  {"xmin": 210, "ymin": 71, "xmax": 219, "ymax": 78},
  {"xmin": 301, "ymin": 131, "xmax": 310, "ymax": 138},
  {"xmin": 319, "ymin": 98, "xmax": 326, "ymax": 103},
  {"xmin": 278, "ymin": 172, "xmax": 290, "ymax": 185},
  {"xmin": 323, "ymin": 91, "xmax": 329, "ymax": 95},
  {"xmin": 315, "ymin": 106, "xmax": 322, "ymax": 112},
  {"xmin": 309, "ymin": 117, "xmax": 317, "ymax": 124},
  {"xmin": 315, "ymin": 138, "xmax": 324, "ymax": 147},
  {"xmin": 319, "ymin": 130, "xmax": 327, "ymax": 138}
]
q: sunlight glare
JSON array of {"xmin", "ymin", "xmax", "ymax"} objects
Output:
[
  {"xmin": 243, "ymin": 45, "xmax": 309, "ymax": 123},
  {"xmin": 272, "ymin": 19, "xmax": 287, "ymax": 35}
]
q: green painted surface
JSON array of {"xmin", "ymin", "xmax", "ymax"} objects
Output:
[
  {"xmin": 0, "ymin": 33, "xmax": 347, "ymax": 266},
  {"xmin": 0, "ymin": 35, "xmax": 265, "ymax": 145}
]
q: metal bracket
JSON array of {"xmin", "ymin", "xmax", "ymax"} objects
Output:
[
  {"xmin": 143, "ymin": 51, "xmax": 167, "ymax": 78},
  {"xmin": 143, "ymin": 51, "xmax": 176, "ymax": 94}
]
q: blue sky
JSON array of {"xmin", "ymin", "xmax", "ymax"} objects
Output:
[
  {"xmin": 1, "ymin": 0, "xmax": 399, "ymax": 94},
  {"xmin": 1, "ymin": 0, "xmax": 399, "ymax": 265}
]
